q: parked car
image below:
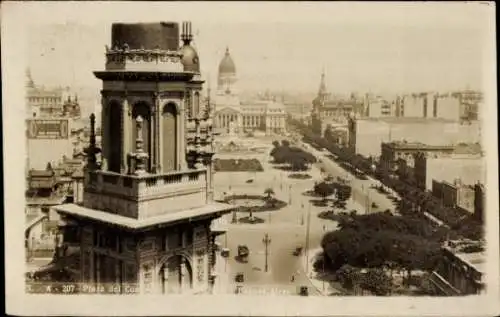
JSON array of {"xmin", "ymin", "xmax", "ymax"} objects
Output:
[
  {"xmin": 235, "ymin": 272, "xmax": 244, "ymax": 283},
  {"xmin": 221, "ymin": 248, "xmax": 230, "ymax": 258},
  {"xmin": 298, "ymin": 286, "xmax": 309, "ymax": 296}
]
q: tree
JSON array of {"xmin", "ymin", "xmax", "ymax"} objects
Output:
[
  {"xmin": 335, "ymin": 264, "xmax": 361, "ymax": 291},
  {"xmin": 314, "ymin": 182, "xmax": 335, "ymax": 201},
  {"xmin": 361, "ymin": 268, "xmax": 392, "ymax": 295},
  {"xmin": 264, "ymin": 188, "xmax": 275, "ymax": 199},
  {"xmin": 321, "ymin": 213, "xmax": 443, "ymax": 274},
  {"xmin": 335, "ymin": 184, "xmax": 352, "ymax": 202}
]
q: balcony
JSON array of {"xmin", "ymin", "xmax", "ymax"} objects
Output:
[
  {"xmin": 86, "ymin": 169, "xmax": 206, "ymax": 199},
  {"xmin": 83, "ymin": 169, "xmax": 208, "ymax": 219}
]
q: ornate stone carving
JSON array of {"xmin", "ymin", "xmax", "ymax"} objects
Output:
[
  {"xmin": 196, "ymin": 250, "xmax": 205, "ymax": 282},
  {"xmin": 130, "ymin": 116, "xmax": 149, "ymax": 175}
]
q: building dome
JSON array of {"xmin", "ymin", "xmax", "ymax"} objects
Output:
[
  {"xmin": 180, "ymin": 44, "xmax": 200, "ymax": 73},
  {"xmin": 218, "ymin": 47, "xmax": 236, "ymax": 75}
]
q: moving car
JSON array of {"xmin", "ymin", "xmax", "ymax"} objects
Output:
[
  {"xmin": 298, "ymin": 286, "xmax": 309, "ymax": 296},
  {"xmin": 238, "ymin": 245, "xmax": 249, "ymax": 258}
]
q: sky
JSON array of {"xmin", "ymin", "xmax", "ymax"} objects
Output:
[{"xmin": 21, "ymin": 2, "xmax": 493, "ymax": 98}]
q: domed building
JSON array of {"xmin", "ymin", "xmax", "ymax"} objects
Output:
[
  {"xmin": 217, "ymin": 47, "xmax": 237, "ymax": 93},
  {"xmin": 213, "ymin": 48, "xmax": 286, "ymax": 136}
]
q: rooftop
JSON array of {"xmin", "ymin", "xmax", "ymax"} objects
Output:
[
  {"xmin": 355, "ymin": 117, "xmax": 458, "ymax": 124},
  {"xmin": 445, "ymin": 239, "xmax": 485, "ymax": 274},
  {"xmin": 453, "ymin": 142, "xmax": 482, "ymax": 155},
  {"xmin": 384, "ymin": 141, "xmax": 455, "ymax": 150},
  {"xmin": 26, "ymin": 195, "xmax": 67, "ymax": 206},
  {"xmin": 55, "ymin": 201, "xmax": 235, "ymax": 231}
]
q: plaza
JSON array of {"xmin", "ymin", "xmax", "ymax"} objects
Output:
[{"xmin": 212, "ymin": 135, "xmax": 397, "ymax": 295}]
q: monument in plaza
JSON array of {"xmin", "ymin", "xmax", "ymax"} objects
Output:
[{"xmin": 54, "ymin": 21, "xmax": 235, "ymax": 294}]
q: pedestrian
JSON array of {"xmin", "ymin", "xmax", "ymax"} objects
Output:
[{"xmin": 291, "ymin": 275, "xmax": 295, "ymax": 282}]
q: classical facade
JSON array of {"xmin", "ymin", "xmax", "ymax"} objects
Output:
[
  {"xmin": 54, "ymin": 22, "xmax": 234, "ymax": 294},
  {"xmin": 213, "ymin": 48, "xmax": 286, "ymax": 135}
]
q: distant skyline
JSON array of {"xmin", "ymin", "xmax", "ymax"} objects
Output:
[{"xmin": 24, "ymin": 2, "xmax": 491, "ymax": 98}]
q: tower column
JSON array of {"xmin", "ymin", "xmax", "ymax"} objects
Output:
[
  {"xmin": 152, "ymin": 93, "xmax": 160, "ymax": 173},
  {"xmin": 101, "ymin": 98, "xmax": 109, "ymax": 171},
  {"xmin": 179, "ymin": 104, "xmax": 187, "ymax": 170},
  {"xmin": 122, "ymin": 97, "xmax": 131, "ymax": 173}
]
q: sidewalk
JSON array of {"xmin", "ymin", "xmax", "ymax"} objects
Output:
[
  {"xmin": 304, "ymin": 248, "xmax": 342, "ymax": 296},
  {"xmin": 213, "ymin": 252, "xmax": 232, "ymax": 294}
]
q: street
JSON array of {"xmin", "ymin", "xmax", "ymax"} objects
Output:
[{"xmin": 213, "ymin": 136, "xmax": 397, "ymax": 295}]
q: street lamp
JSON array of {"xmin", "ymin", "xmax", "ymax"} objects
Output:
[
  {"xmin": 304, "ymin": 204, "xmax": 312, "ymax": 275},
  {"xmin": 301, "ymin": 202, "xmax": 305, "ymax": 225},
  {"xmin": 262, "ymin": 233, "xmax": 271, "ymax": 273}
]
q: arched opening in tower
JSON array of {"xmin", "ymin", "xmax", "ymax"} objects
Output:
[
  {"xmin": 160, "ymin": 255, "xmax": 193, "ymax": 294},
  {"xmin": 107, "ymin": 101, "xmax": 123, "ymax": 173},
  {"xmin": 162, "ymin": 103, "xmax": 178, "ymax": 172},
  {"xmin": 132, "ymin": 102, "xmax": 152, "ymax": 172}
]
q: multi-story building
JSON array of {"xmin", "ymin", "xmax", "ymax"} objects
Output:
[
  {"xmin": 26, "ymin": 70, "xmax": 87, "ymax": 170},
  {"xmin": 379, "ymin": 141, "xmax": 455, "ymax": 178},
  {"xmin": 395, "ymin": 90, "xmax": 482, "ymax": 122},
  {"xmin": 213, "ymin": 48, "xmax": 286, "ymax": 135},
  {"xmin": 365, "ymin": 95, "xmax": 394, "ymax": 118},
  {"xmin": 414, "ymin": 147, "xmax": 485, "ymax": 191},
  {"xmin": 26, "ymin": 69, "xmax": 81, "ymax": 119},
  {"xmin": 431, "ymin": 179, "xmax": 476, "ymax": 213},
  {"xmin": 429, "ymin": 240, "xmax": 485, "ymax": 295},
  {"xmin": 53, "ymin": 21, "xmax": 235, "ymax": 294},
  {"xmin": 347, "ymin": 117, "xmax": 482, "ymax": 159},
  {"xmin": 473, "ymin": 183, "xmax": 485, "ymax": 222},
  {"xmin": 311, "ymin": 71, "xmax": 365, "ymax": 125}
]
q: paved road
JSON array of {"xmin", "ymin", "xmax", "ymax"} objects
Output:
[
  {"xmin": 300, "ymin": 142, "xmax": 397, "ymax": 214},
  {"xmin": 213, "ymin": 137, "xmax": 397, "ymax": 296}
]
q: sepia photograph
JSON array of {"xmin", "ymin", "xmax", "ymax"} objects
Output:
[{"xmin": 2, "ymin": 1, "xmax": 498, "ymax": 316}]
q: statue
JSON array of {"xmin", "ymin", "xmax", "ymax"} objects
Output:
[{"xmin": 101, "ymin": 158, "xmax": 108, "ymax": 171}]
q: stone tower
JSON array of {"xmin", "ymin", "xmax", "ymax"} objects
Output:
[{"xmin": 55, "ymin": 21, "xmax": 234, "ymax": 295}]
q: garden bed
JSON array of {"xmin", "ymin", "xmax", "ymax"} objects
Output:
[
  {"xmin": 288, "ymin": 173, "xmax": 312, "ymax": 180},
  {"xmin": 224, "ymin": 194, "xmax": 287, "ymax": 212},
  {"xmin": 214, "ymin": 158, "xmax": 264, "ymax": 172}
]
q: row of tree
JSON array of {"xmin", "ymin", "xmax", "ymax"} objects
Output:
[
  {"xmin": 319, "ymin": 212, "xmax": 443, "ymax": 294},
  {"xmin": 270, "ymin": 140, "xmax": 316, "ymax": 171},
  {"xmin": 288, "ymin": 118, "xmax": 483, "ymax": 241},
  {"xmin": 313, "ymin": 181, "xmax": 352, "ymax": 205}
]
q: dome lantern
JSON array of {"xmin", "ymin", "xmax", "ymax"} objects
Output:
[
  {"xmin": 218, "ymin": 47, "xmax": 236, "ymax": 75},
  {"xmin": 180, "ymin": 21, "xmax": 200, "ymax": 73}
]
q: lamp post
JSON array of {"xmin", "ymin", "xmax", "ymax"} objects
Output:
[
  {"xmin": 304, "ymin": 204, "xmax": 312, "ymax": 275},
  {"xmin": 262, "ymin": 233, "xmax": 271, "ymax": 273},
  {"xmin": 322, "ymin": 225, "xmax": 327, "ymax": 293},
  {"xmin": 301, "ymin": 202, "xmax": 305, "ymax": 225}
]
